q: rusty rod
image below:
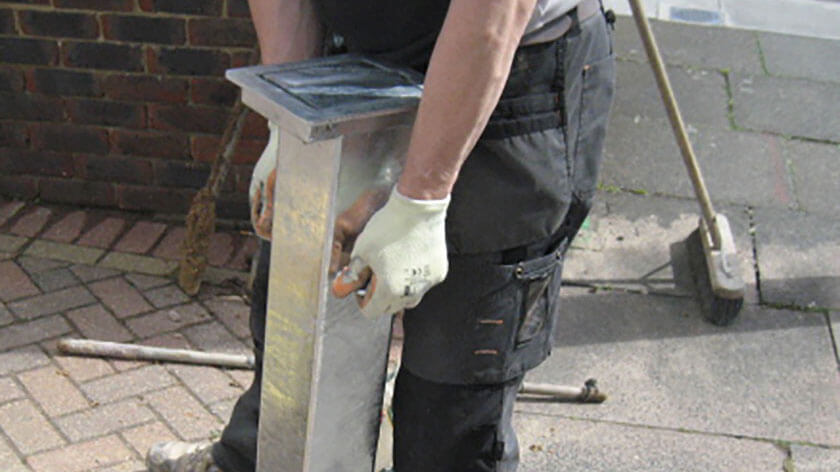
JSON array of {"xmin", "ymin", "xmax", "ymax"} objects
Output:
[
  {"xmin": 57, "ymin": 338, "xmax": 255, "ymax": 370},
  {"xmin": 58, "ymin": 339, "xmax": 606, "ymax": 402}
]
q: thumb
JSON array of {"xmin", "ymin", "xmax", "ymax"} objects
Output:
[{"xmin": 331, "ymin": 257, "xmax": 372, "ymax": 299}]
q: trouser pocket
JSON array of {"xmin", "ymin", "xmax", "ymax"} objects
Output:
[
  {"xmin": 402, "ymin": 245, "xmax": 565, "ymax": 384},
  {"xmin": 573, "ymin": 51, "xmax": 615, "ymax": 199}
]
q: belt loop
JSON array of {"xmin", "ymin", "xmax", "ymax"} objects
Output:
[
  {"xmin": 601, "ymin": 0, "xmax": 617, "ymax": 30},
  {"xmin": 568, "ymin": 7, "xmax": 582, "ymax": 37}
]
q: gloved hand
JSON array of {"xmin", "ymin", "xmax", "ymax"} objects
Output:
[
  {"xmin": 329, "ymin": 187, "xmax": 390, "ymax": 274},
  {"xmin": 249, "ymin": 121, "xmax": 280, "ymax": 240},
  {"xmin": 333, "ymin": 188, "xmax": 450, "ymax": 318}
]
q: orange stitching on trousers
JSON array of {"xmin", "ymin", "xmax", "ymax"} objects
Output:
[
  {"xmin": 478, "ymin": 319, "xmax": 504, "ymax": 325},
  {"xmin": 473, "ymin": 349, "xmax": 499, "ymax": 356}
]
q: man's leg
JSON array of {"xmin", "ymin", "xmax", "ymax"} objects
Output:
[
  {"xmin": 393, "ymin": 368, "xmax": 523, "ymax": 472},
  {"xmin": 210, "ymin": 241, "xmax": 270, "ymax": 472},
  {"xmin": 147, "ymin": 241, "xmax": 270, "ymax": 472}
]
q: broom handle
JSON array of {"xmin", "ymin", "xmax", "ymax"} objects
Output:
[
  {"xmin": 627, "ymin": 0, "xmax": 720, "ymax": 248},
  {"xmin": 208, "ymin": 97, "xmax": 249, "ymax": 198},
  {"xmin": 206, "ymin": 47, "xmax": 260, "ymax": 198}
]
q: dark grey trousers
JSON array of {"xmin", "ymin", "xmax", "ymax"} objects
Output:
[{"xmin": 212, "ymin": 7, "xmax": 614, "ymax": 472}]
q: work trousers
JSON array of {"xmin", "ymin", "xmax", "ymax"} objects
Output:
[{"xmin": 212, "ymin": 7, "xmax": 614, "ymax": 472}]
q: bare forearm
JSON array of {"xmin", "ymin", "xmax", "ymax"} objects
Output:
[
  {"xmin": 248, "ymin": 0, "xmax": 323, "ymax": 64},
  {"xmin": 398, "ymin": 0, "xmax": 538, "ymax": 200}
]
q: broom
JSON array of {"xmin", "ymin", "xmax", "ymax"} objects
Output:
[
  {"xmin": 178, "ymin": 50, "xmax": 258, "ymax": 296},
  {"xmin": 627, "ymin": 0, "xmax": 745, "ymax": 325}
]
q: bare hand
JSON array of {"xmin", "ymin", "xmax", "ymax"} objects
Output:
[{"xmin": 329, "ymin": 187, "xmax": 390, "ymax": 274}]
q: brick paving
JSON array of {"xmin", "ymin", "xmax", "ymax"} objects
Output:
[
  {"xmin": 113, "ymin": 222, "xmax": 167, "ymax": 255},
  {"xmin": 0, "ymin": 200, "xmax": 257, "ymax": 471},
  {"xmin": 10, "ymin": 208, "xmax": 52, "ymax": 238},
  {"xmin": 77, "ymin": 218, "xmax": 126, "ymax": 249},
  {"xmin": 41, "ymin": 212, "xmax": 87, "ymax": 244}
]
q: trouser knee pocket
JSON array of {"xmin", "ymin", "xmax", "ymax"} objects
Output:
[{"xmin": 402, "ymin": 246, "xmax": 565, "ymax": 385}]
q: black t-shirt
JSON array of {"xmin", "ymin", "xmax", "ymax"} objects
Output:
[
  {"xmin": 313, "ymin": 0, "xmax": 450, "ymax": 71},
  {"xmin": 312, "ymin": 1, "xmax": 602, "ymax": 254}
]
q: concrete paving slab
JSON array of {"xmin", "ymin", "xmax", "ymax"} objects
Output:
[
  {"xmin": 0, "ymin": 435, "xmax": 27, "ymax": 472},
  {"xmin": 791, "ymin": 445, "xmax": 840, "ymax": 472},
  {"xmin": 0, "ymin": 303, "xmax": 11, "ymax": 327},
  {"xmin": 0, "ymin": 201, "xmax": 25, "ymax": 228},
  {"xmin": 602, "ymin": 114, "xmax": 796, "ymax": 209},
  {"xmin": 0, "ymin": 315, "xmax": 72, "ymax": 351},
  {"xmin": 520, "ymin": 293, "xmax": 840, "ymax": 446},
  {"xmin": 0, "ymin": 234, "xmax": 26, "ymax": 253},
  {"xmin": 721, "ymin": 0, "xmax": 840, "ymax": 42},
  {"xmin": 758, "ymin": 32, "xmax": 840, "ymax": 84},
  {"xmin": 612, "ymin": 60, "xmax": 730, "ymax": 129},
  {"xmin": 10, "ymin": 207, "xmax": 52, "ymax": 238},
  {"xmin": 605, "ymin": 0, "xmax": 840, "ymax": 41},
  {"xmin": 753, "ymin": 208, "xmax": 840, "ymax": 309},
  {"xmin": 514, "ymin": 415, "xmax": 787, "ymax": 472},
  {"xmin": 9, "ymin": 286, "xmax": 96, "ymax": 320},
  {"xmin": 784, "ymin": 139, "xmax": 840, "ymax": 218},
  {"xmin": 94, "ymin": 459, "xmax": 146, "ymax": 472},
  {"xmin": 98, "ymin": 252, "xmax": 177, "ymax": 276},
  {"xmin": 202, "ymin": 266, "xmax": 249, "ymax": 287},
  {"xmin": 16, "ymin": 256, "xmax": 70, "ymax": 274},
  {"xmin": 124, "ymin": 273, "xmax": 171, "ymax": 290},
  {"xmin": 69, "ymin": 263, "xmax": 121, "ymax": 283},
  {"xmin": 613, "ymin": 17, "xmax": 764, "ymax": 74},
  {"xmin": 24, "ymin": 240, "xmax": 104, "ymax": 266},
  {"xmin": 564, "ymin": 192, "xmax": 757, "ymax": 303},
  {"xmin": 730, "ymin": 73, "xmax": 840, "ymax": 142},
  {"xmin": 31, "ymin": 267, "xmax": 80, "ymax": 292}
]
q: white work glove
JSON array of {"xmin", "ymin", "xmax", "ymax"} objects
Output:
[
  {"xmin": 249, "ymin": 121, "xmax": 280, "ymax": 240},
  {"xmin": 333, "ymin": 188, "xmax": 450, "ymax": 318}
]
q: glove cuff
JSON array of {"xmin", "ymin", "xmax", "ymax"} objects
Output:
[{"xmin": 391, "ymin": 187, "xmax": 450, "ymax": 214}]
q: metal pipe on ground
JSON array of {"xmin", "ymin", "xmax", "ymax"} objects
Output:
[{"xmin": 57, "ymin": 338, "xmax": 606, "ymax": 403}]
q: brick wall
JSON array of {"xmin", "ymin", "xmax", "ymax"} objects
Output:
[{"xmin": 0, "ymin": 0, "xmax": 267, "ymax": 219}]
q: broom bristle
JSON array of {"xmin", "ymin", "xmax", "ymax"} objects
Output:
[
  {"xmin": 685, "ymin": 228, "xmax": 743, "ymax": 326},
  {"xmin": 179, "ymin": 189, "xmax": 216, "ymax": 296}
]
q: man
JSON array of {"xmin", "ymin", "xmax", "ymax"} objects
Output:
[{"xmin": 147, "ymin": 0, "xmax": 614, "ymax": 470}]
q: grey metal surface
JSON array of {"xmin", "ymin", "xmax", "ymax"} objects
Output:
[
  {"xmin": 259, "ymin": 132, "xmax": 343, "ymax": 471},
  {"xmin": 227, "ymin": 55, "xmax": 422, "ymax": 143},
  {"xmin": 233, "ymin": 56, "xmax": 421, "ymax": 472}
]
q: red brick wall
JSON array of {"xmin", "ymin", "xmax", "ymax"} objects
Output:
[{"xmin": 0, "ymin": 0, "xmax": 267, "ymax": 219}]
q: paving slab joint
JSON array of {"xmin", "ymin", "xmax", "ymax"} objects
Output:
[
  {"xmin": 721, "ymin": 69, "xmax": 740, "ymax": 131},
  {"xmin": 773, "ymin": 440, "xmax": 795, "ymax": 472},
  {"xmin": 755, "ymin": 31, "xmax": 771, "ymax": 76},
  {"xmin": 596, "ymin": 182, "xmax": 652, "ymax": 197},
  {"xmin": 783, "ymin": 134, "xmax": 840, "ymax": 147},
  {"xmin": 746, "ymin": 206, "xmax": 763, "ymax": 302},
  {"xmin": 553, "ymin": 413, "xmax": 840, "ymax": 450},
  {"xmin": 824, "ymin": 312, "xmax": 840, "ymax": 368},
  {"xmin": 761, "ymin": 300, "xmax": 832, "ymax": 314}
]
